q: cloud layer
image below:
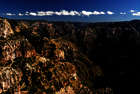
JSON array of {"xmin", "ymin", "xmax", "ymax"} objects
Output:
[
  {"xmin": 130, "ymin": 10, "xmax": 135, "ymax": 13},
  {"xmin": 107, "ymin": 11, "xmax": 114, "ymax": 15},
  {"xmin": 6, "ymin": 13, "xmax": 16, "ymax": 16},
  {"xmin": 5, "ymin": 10, "xmax": 140, "ymax": 17},
  {"xmin": 132, "ymin": 12, "xmax": 140, "ymax": 16},
  {"xmin": 5, "ymin": 10, "xmax": 115, "ymax": 16}
]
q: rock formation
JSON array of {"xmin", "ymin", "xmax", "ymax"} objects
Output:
[{"xmin": 1, "ymin": 18, "xmax": 138, "ymax": 94}]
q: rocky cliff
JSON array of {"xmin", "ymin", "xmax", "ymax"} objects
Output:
[
  {"xmin": 0, "ymin": 18, "xmax": 111, "ymax": 94},
  {"xmin": 0, "ymin": 18, "xmax": 138, "ymax": 94}
]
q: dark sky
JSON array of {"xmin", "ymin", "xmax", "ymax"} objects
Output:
[{"xmin": 0, "ymin": 0, "xmax": 140, "ymax": 22}]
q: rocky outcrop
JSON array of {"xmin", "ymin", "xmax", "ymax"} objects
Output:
[
  {"xmin": 0, "ymin": 40, "xmax": 20, "ymax": 63},
  {"xmin": 0, "ymin": 38, "xmax": 104, "ymax": 93},
  {"xmin": 0, "ymin": 38, "xmax": 36, "ymax": 65},
  {"xmin": 2, "ymin": 18, "xmax": 138, "ymax": 94},
  {"xmin": 0, "ymin": 18, "xmax": 108, "ymax": 94},
  {"xmin": 0, "ymin": 18, "xmax": 14, "ymax": 38}
]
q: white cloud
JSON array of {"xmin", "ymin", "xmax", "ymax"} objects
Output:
[
  {"xmin": 27, "ymin": 10, "xmax": 81, "ymax": 16},
  {"xmin": 69, "ymin": 11, "xmax": 80, "ymax": 16},
  {"xmin": 60, "ymin": 10, "xmax": 70, "ymax": 16},
  {"xmin": 37, "ymin": 11, "xmax": 46, "ymax": 16},
  {"xmin": 120, "ymin": 12, "xmax": 126, "ymax": 15},
  {"xmin": 25, "ymin": 12, "xmax": 29, "ymax": 16},
  {"xmin": 25, "ymin": 13, "xmax": 29, "ymax": 16},
  {"xmin": 45, "ymin": 11, "xmax": 54, "ymax": 16},
  {"xmin": 59, "ymin": 10, "xmax": 80, "ymax": 16},
  {"xmin": 107, "ymin": 11, "xmax": 114, "ymax": 15},
  {"xmin": 29, "ymin": 12, "xmax": 37, "ymax": 16},
  {"xmin": 93, "ymin": 11, "xmax": 100, "ymax": 15},
  {"xmin": 100, "ymin": 11, "xmax": 105, "ymax": 15},
  {"xmin": 130, "ymin": 10, "xmax": 135, "ymax": 12},
  {"xmin": 5, "ymin": 10, "xmax": 117, "ymax": 17},
  {"xmin": 18, "ymin": 13, "xmax": 24, "ymax": 16},
  {"xmin": 81, "ymin": 11, "xmax": 93, "ymax": 16},
  {"xmin": 92, "ymin": 11, "xmax": 105, "ymax": 15},
  {"xmin": 55, "ymin": 11, "xmax": 62, "ymax": 15},
  {"xmin": 81, "ymin": 11, "xmax": 105, "ymax": 16},
  {"xmin": 132, "ymin": 12, "xmax": 140, "ymax": 16},
  {"xmin": 6, "ymin": 13, "xmax": 16, "ymax": 16}
]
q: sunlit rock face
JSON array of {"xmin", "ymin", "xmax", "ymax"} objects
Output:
[
  {"xmin": 0, "ymin": 40, "xmax": 21, "ymax": 63},
  {"xmin": 0, "ymin": 67, "xmax": 21, "ymax": 91},
  {"xmin": 0, "ymin": 17, "xmax": 126, "ymax": 94},
  {"xmin": 0, "ymin": 19, "xmax": 14, "ymax": 38},
  {"xmin": 0, "ymin": 37, "xmax": 37, "ymax": 65}
]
